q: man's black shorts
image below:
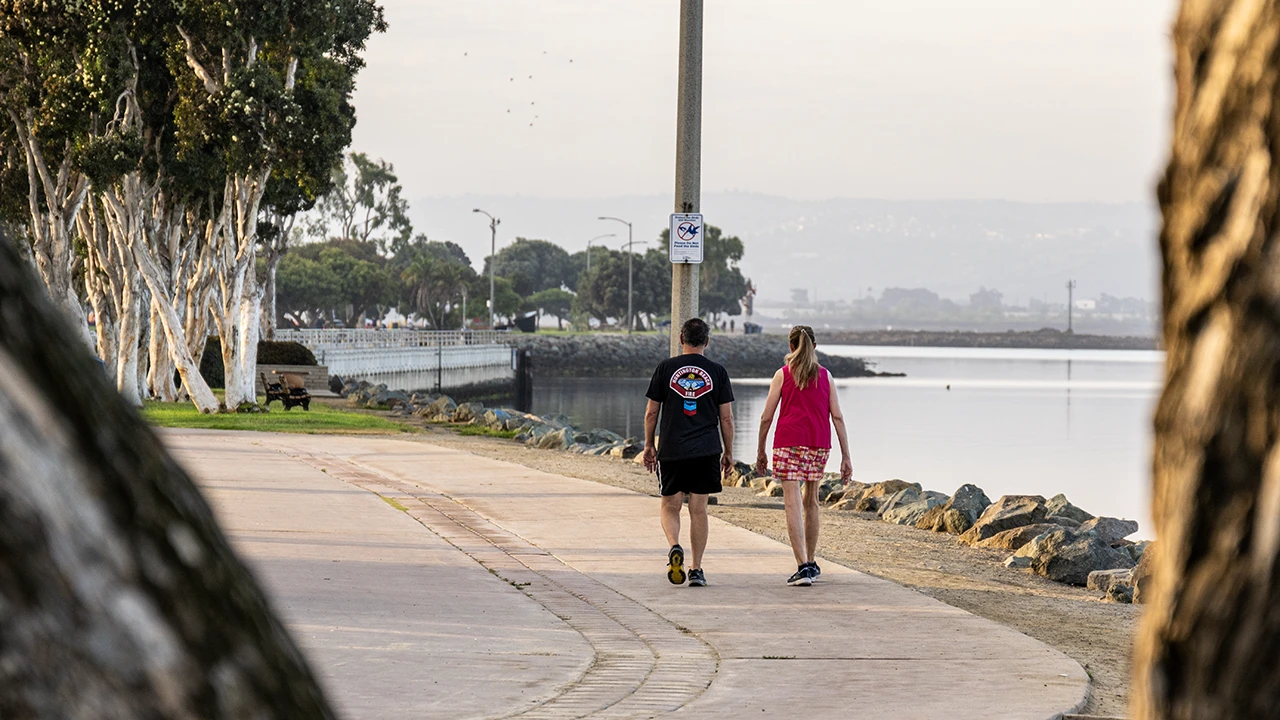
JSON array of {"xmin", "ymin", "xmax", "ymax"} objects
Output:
[{"xmin": 658, "ymin": 454, "xmax": 723, "ymax": 496}]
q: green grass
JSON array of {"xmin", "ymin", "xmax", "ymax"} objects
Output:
[
  {"xmin": 455, "ymin": 424, "xmax": 520, "ymax": 439},
  {"xmin": 143, "ymin": 399, "xmax": 411, "ymax": 434}
]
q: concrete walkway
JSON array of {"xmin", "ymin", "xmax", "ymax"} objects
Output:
[{"xmin": 165, "ymin": 430, "xmax": 1088, "ymax": 719}]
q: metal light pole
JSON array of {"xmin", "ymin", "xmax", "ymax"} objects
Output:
[
  {"xmin": 618, "ymin": 238, "xmax": 649, "ymax": 333},
  {"xmin": 599, "ymin": 216, "xmax": 635, "ymax": 333},
  {"xmin": 473, "ymin": 208, "xmax": 500, "ymax": 329},
  {"xmin": 585, "ymin": 233, "xmax": 616, "ymax": 272},
  {"xmin": 1066, "ymin": 279, "xmax": 1077, "ymax": 333},
  {"xmin": 671, "ymin": 0, "xmax": 702, "ymax": 357}
]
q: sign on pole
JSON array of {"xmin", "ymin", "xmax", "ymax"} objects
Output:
[{"xmin": 669, "ymin": 213, "xmax": 704, "ymax": 264}]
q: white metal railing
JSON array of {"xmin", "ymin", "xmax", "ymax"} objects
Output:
[
  {"xmin": 316, "ymin": 345, "xmax": 513, "ymax": 376},
  {"xmin": 275, "ymin": 328, "xmax": 512, "ymax": 349}
]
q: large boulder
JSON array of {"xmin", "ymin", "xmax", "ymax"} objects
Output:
[
  {"xmin": 824, "ymin": 481, "xmax": 867, "ymax": 506},
  {"xmin": 757, "ymin": 480, "xmax": 785, "ymax": 498},
  {"xmin": 959, "ymin": 495, "xmax": 1048, "ymax": 545},
  {"xmin": 851, "ymin": 480, "xmax": 921, "ymax": 513},
  {"xmin": 1044, "ymin": 493, "xmax": 1095, "ymax": 523},
  {"xmin": 523, "ymin": 423, "xmax": 556, "ymax": 447},
  {"xmin": 1045, "ymin": 515, "xmax": 1082, "ymax": 529},
  {"xmin": 1013, "ymin": 528, "xmax": 1135, "ymax": 586},
  {"xmin": 724, "ymin": 461, "xmax": 758, "ymax": 488},
  {"xmin": 876, "ymin": 487, "xmax": 920, "ymax": 515},
  {"xmin": 974, "ymin": 523, "xmax": 1061, "ymax": 551},
  {"xmin": 537, "ymin": 427, "xmax": 576, "ymax": 451},
  {"xmin": 917, "ymin": 484, "xmax": 991, "ymax": 534},
  {"xmin": 1126, "ymin": 540, "xmax": 1151, "ymax": 563},
  {"xmin": 451, "ymin": 401, "xmax": 485, "ymax": 423},
  {"xmin": 816, "ymin": 476, "xmax": 846, "ymax": 502},
  {"xmin": 416, "ymin": 396, "xmax": 457, "ymax": 422},
  {"xmin": 483, "ymin": 408, "xmax": 512, "ymax": 429},
  {"xmin": 882, "ymin": 493, "xmax": 947, "ymax": 526},
  {"xmin": 608, "ymin": 442, "xmax": 643, "ymax": 459},
  {"xmin": 1078, "ymin": 516, "xmax": 1140, "ymax": 545},
  {"xmin": 1087, "ymin": 568, "xmax": 1135, "ymax": 594}
]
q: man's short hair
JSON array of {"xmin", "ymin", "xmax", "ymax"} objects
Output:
[{"xmin": 680, "ymin": 317, "xmax": 710, "ymax": 347}]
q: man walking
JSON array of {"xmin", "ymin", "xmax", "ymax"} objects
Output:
[{"xmin": 642, "ymin": 318, "xmax": 735, "ymax": 587}]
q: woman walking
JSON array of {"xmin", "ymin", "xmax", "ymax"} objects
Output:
[{"xmin": 756, "ymin": 326, "xmax": 853, "ymax": 586}]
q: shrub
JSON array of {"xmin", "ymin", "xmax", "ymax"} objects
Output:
[{"xmin": 199, "ymin": 337, "xmax": 319, "ymax": 389}]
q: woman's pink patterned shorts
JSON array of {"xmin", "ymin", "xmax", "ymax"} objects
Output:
[{"xmin": 772, "ymin": 446, "xmax": 830, "ymax": 482}]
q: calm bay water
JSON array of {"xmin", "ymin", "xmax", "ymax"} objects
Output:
[{"xmin": 533, "ymin": 345, "xmax": 1163, "ymax": 533}]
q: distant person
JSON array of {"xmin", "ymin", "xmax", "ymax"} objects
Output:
[
  {"xmin": 642, "ymin": 317, "xmax": 735, "ymax": 588},
  {"xmin": 755, "ymin": 325, "xmax": 853, "ymax": 586}
]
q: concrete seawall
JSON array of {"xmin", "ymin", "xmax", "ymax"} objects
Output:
[{"xmin": 513, "ymin": 334, "xmax": 879, "ymax": 378}]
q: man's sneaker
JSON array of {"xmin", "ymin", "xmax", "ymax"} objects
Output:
[
  {"xmin": 787, "ymin": 566, "xmax": 813, "ymax": 586},
  {"xmin": 667, "ymin": 545, "xmax": 686, "ymax": 585},
  {"xmin": 688, "ymin": 568, "xmax": 707, "ymax": 587},
  {"xmin": 808, "ymin": 562, "xmax": 822, "ymax": 581}
]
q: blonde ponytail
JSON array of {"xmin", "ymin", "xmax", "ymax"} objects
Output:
[{"xmin": 786, "ymin": 325, "xmax": 820, "ymax": 389}]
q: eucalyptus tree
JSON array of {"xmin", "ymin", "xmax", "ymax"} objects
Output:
[
  {"xmin": 168, "ymin": 0, "xmax": 385, "ymax": 409},
  {"xmin": 0, "ymin": 2, "xmax": 97, "ymax": 343},
  {"xmin": 306, "ymin": 152, "xmax": 412, "ymax": 254}
]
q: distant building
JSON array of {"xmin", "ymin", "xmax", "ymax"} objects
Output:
[
  {"xmin": 790, "ymin": 288, "xmax": 810, "ymax": 305},
  {"xmin": 1074, "ymin": 299, "xmax": 1097, "ymax": 311}
]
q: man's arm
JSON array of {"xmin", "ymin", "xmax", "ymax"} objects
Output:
[
  {"xmin": 642, "ymin": 399, "xmax": 661, "ymax": 472},
  {"xmin": 719, "ymin": 402, "xmax": 735, "ymax": 476}
]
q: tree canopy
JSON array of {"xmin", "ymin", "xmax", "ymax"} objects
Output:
[{"xmin": 485, "ymin": 237, "xmax": 574, "ymax": 298}]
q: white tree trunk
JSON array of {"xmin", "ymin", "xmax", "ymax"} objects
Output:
[
  {"xmin": 235, "ymin": 277, "xmax": 264, "ymax": 405},
  {"xmin": 8, "ymin": 109, "xmax": 93, "ymax": 350},
  {"xmin": 214, "ymin": 171, "xmax": 270, "ymax": 410},
  {"xmin": 114, "ymin": 268, "xmax": 143, "ymax": 407},
  {"xmin": 130, "ymin": 237, "xmax": 220, "ymax": 413},
  {"xmin": 148, "ymin": 299, "xmax": 178, "ymax": 402}
]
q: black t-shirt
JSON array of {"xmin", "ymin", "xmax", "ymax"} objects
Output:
[{"xmin": 646, "ymin": 353, "xmax": 735, "ymax": 461}]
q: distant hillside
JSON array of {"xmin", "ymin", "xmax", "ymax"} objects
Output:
[{"xmin": 410, "ymin": 192, "xmax": 1160, "ymax": 306}]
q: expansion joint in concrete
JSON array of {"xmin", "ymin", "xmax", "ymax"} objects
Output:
[{"xmin": 266, "ymin": 445, "xmax": 720, "ymax": 719}]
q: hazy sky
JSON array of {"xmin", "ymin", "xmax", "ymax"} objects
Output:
[{"xmin": 349, "ymin": 1, "xmax": 1178, "ymax": 205}]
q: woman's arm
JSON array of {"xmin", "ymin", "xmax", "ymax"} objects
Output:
[
  {"xmin": 756, "ymin": 369, "xmax": 785, "ymax": 474},
  {"xmin": 828, "ymin": 371, "xmax": 853, "ymax": 480}
]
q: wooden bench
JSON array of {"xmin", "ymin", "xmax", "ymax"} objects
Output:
[
  {"xmin": 260, "ymin": 371, "xmax": 311, "ymax": 411},
  {"xmin": 255, "ymin": 364, "xmax": 334, "ymax": 397}
]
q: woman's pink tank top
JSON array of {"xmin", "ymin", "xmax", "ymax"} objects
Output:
[{"xmin": 774, "ymin": 364, "xmax": 832, "ymax": 449}]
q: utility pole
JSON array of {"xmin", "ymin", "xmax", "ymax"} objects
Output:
[
  {"xmin": 473, "ymin": 208, "xmax": 500, "ymax": 329},
  {"xmin": 670, "ymin": 0, "xmax": 702, "ymax": 357},
  {"xmin": 1066, "ymin": 279, "xmax": 1076, "ymax": 333}
]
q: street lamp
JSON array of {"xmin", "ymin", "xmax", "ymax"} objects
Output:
[
  {"xmin": 599, "ymin": 216, "xmax": 639, "ymax": 334},
  {"xmin": 473, "ymin": 208, "xmax": 500, "ymax": 329},
  {"xmin": 585, "ymin": 233, "xmax": 616, "ymax": 273},
  {"xmin": 615, "ymin": 238, "xmax": 650, "ymax": 332}
]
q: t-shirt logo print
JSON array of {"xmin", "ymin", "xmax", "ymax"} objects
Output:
[{"xmin": 669, "ymin": 366, "xmax": 715, "ymax": 416}]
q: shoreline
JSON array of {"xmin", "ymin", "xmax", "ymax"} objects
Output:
[
  {"xmin": 809, "ymin": 328, "xmax": 1158, "ymax": 351},
  {"xmin": 513, "ymin": 333, "xmax": 891, "ymax": 379}
]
